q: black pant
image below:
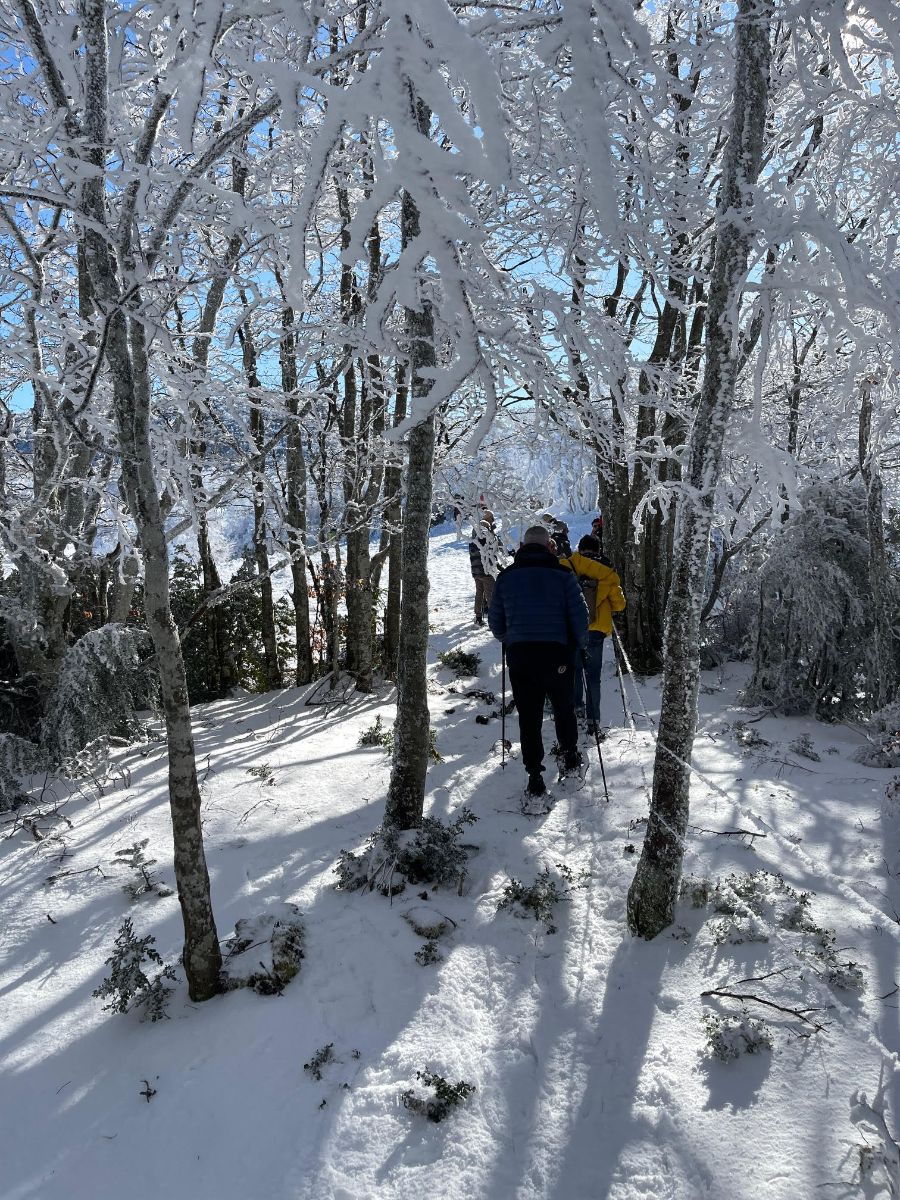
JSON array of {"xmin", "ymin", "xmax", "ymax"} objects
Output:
[{"xmin": 505, "ymin": 641, "xmax": 579, "ymax": 777}]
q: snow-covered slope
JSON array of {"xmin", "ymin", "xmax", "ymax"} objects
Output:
[{"xmin": 3, "ymin": 529, "xmax": 899, "ymax": 1200}]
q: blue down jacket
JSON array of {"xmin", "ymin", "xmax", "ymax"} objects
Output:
[{"xmin": 488, "ymin": 544, "xmax": 589, "ymax": 649}]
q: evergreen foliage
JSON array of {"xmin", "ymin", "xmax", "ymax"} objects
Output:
[
  {"xmin": 414, "ymin": 938, "xmax": 443, "ymax": 966},
  {"xmin": 854, "ymin": 701, "xmax": 900, "ymax": 768},
  {"xmin": 92, "ymin": 918, "xmax": 177, "ymax": 1021},
  {"xmin": 357, "ymin": 716, "xmax": 442, "ymax": 763},
  {"xmin": 303, "ymin": 1043, "xmax": 335, "ymax": 1081},
  {"xmin": 170, "ymin": 547, "xmax": 294, "ymax": 703},
  {"xmin": 226, "ymin": 549, "xmax": 294, "ymax": 693},
  {"xmin": 220, "ymin": 907, "xmax": 306, "ymax": 995},
  {"xmin": 688, "ymin": 870, "xmax": 865, "ymax": 993},
  {"xmin": 335, "ymin": 809, "xmax": 477, "ymax": 895},
  {"xmin": 745, "ymin": 482, "xmax": 877, "ymax": 716},
  {"xmin": 401, "ymin": 1071, "xmax": 476, "ymax": 1122},
  {"xmin": 702, "ymin": 1010, "xmax": 773, "ymax": 1061},
  {"xmin": 497, "ymin": 863, "xmax": 588, "ymax": 933},
  {"xmin": 41, "ymin": 624, "xmax": 156, "ymax": 769},
  {"xmin": 437, "ymin": 649, "xmax": 481, "ymax": 678},
  {"xmin": 113, "ymin": 840, "xmax": 174, "ymax": 901},
  {"xmin": 0, "ymin": 733, "xmax": 46, "ymax": 811},
  {"xmin": 168, "ymin": 548, "xmax": 212, "ymax": 703}
]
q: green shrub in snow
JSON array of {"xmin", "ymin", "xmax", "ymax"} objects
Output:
[
  {"xmin": 402, "ymin": 1071, "xmax": 475, "ymax": 1122},
  {"xmin": 497, "ymin": 863, "xmax": 589, "ymax": 933},
  {"xmin": 357, "ymin": 716, "xmax": 442, "ymax": 762},
  {"xmin": 92, "ymin": 918, "xmax": 176, "ymax": 1022},
  {"xmin": 335, "ymin": 809, "xmax": 477, "ymax": 896},
  {"xmin": 436, "ymin": 649, "xmax": 481, "ymax": 678},
  {"xmin": 702, "ymin": 1009, "xmax": 773, "ymax": 1062}
]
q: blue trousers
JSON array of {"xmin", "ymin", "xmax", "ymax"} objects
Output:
[{"xmin": 574, "ymin": 631, "xmax": 606, "ymax": 721}]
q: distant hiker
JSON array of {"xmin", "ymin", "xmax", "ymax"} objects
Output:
[
  {"xmin": 469, "ymin": 511, "xmax": 502, "ymax": 626},
  {"xmin": 562, "ymin": 534, "xmax": 626, "ymax": 730},
  {"xmin": 590, "ymin": 515, "xmax": 604, "ymax": 554},
  {"xmin": 488, "ymin": 525, "xmax": 589, "ymax": 797},
  {"xmin": 540, "ymin": 513, "xmax": 572, "ymax": 559}
]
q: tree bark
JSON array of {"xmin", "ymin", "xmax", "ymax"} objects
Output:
[
  {"xmin": 859, "ymin": 378, "xmax": 897, "ymax": 708},
  {"xmin": 189, "ymin": 226, "xmax": 243, "ymax": 699},
  {"xmin": 628, "ymin": 0, "xmax": 774, "ymax": 939},
  {"xmin": 280, "ymin": 298, "xmax": 313, "ymax": 686},
  {"xmin": 382, "ymin": 366, "xmax": 408, "ymax": 680},
  {"xmin": 385, "ymin": 95, "xmax": 436, "ymax": 831},
  {"xmin": 77, "ymin": 0, "xmax": 221, "ymax": 998},
  {"xmin": 238, "ymin": 303, "xmax": 283, "ymax": 690}
]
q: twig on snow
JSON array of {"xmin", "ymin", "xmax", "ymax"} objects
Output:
[{"xmin": 701, "ymin": 987, "xmax": 829, "ymax": 1032}]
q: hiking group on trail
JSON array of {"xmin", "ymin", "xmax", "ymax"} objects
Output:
[{"xmin": 473, "ymin": 514, "xmax": 626, "ymax": 800}]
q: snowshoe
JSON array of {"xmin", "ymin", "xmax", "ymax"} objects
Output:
[
  {"xmin": 521, "ymin": 773, "xmax": 552, "ymax": 816},
  {"xmin": 521, "ymin": 790, "xmax": 553, "ymax": 816},
  {"xmin": 557, "ymin": 748, "xmax": 587, "ymax": 788}
]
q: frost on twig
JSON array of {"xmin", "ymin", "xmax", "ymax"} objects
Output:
[{"xmin": 850, "ymin": 1066, "xmax": 900, "ymax": 1196}]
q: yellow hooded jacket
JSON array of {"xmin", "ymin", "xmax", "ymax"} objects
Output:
[{"xmin": 562, "ymin": 552, "xmax": 626, "ymax": 634}]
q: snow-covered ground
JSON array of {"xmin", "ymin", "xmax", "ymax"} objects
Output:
[{"xmin": 3, "ymin": 528, "xmax": 900, "ymax": 1199}]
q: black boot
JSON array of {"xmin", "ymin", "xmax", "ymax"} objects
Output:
[
  {"xmin": 562, "ymin": 748, "xmax": 583, "ymax": 773},
  {"xmin": 526, "ymin": 773, "xmax": 547, "ymax": 797}
]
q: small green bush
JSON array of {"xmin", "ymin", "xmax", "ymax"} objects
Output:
[
  {"xmin": 402, "ymin": 1070, "xmax": 475, "ymax": 1121},
  {"xmin": 498, "ymin": 863, "xmax": 588, "ymax": 932},
  {"xmin": 113, "ymin": 839, "xmax": 173, "ymax": 901},
  {"xmin": 437, "ymin": 649, "xmax": 481, "ymax": 678},
  {"xmin": 414, "ymin": 939, "xmax": 443, "ymax": 966},
  {"xmin": 358, "ymin": 717, "xmax": 442, "ymax": 762},
  {"xmin": 303, "ymin": 1043, "xmax": 335, "ymax": 1081},
  {"xmin": 358, "ymin": 716, "xmax": 392, "ymax": 749},
  {"xmin": 702, "ymin": 1009, "xmax": 773, "ymax": 1062},
  {"xmin": 335, "ymin": 809, "xmax": 477, "ymax": 895},
  {"xmin": 92, "ymin": 918, "xmax": 176, "ymax": 1021}
]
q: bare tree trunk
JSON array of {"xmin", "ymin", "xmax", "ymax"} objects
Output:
[
  {"xmin": 382, "ymin": 366, "xmax": 408, "ymax": 680},
  {"xmin": 189, "ymin": 227, "xmax": 243, "ymax": 699},
  {"xmin": 82, "ymin": 278, "xmax": 222, "ymax": 1000},
  {"xmin": 238, "ymin": 305, "xmax": 283, "ymax": 690},
  {"xmin": 385, "ymin": 96, "xmax": 436, "ymax": 831},
  {"xmin": 106, "ymin": 547, "xmax": 140, "ymax": 623},
  {"xmin": 628, "ymin": 0, "xmax": 774, "ymax": 939},
  {"xmin": 78, "ymin": 0, "xmax": 221, "ymax": 998},
  {"xmin": 280, "ymin": 298, "xmax": 313, "ymax": 685},
  {"xmin": 859, "ymin": 377, "xmax": 897, "ymax": 708}
]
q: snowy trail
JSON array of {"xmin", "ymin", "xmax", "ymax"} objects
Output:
[{"xmin": 2, "ymin": 526, "xmax": 899, "ymax": 1200}]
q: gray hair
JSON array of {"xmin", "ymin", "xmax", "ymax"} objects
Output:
[{"xmin": 522, "ymin": 525, "xmax": 551, "ymax": 546}]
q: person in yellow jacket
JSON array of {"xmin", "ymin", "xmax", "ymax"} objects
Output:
[{"xmin": 561, "ymin": 534, "xmax": 626, "ymax": 729}]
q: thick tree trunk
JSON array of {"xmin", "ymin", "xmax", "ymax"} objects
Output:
[
  {"xmin": 385, "ymin": 97, "xmax": 436, "ymax": 831},
  {"xmin": 628, "ymin": 0, "xmax": 774, "ymax": 939}
]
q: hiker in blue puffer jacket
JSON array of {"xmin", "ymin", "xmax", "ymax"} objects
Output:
[{"xmin": 488, "ymin": 525, "xmax": 589, "ymax": 797}]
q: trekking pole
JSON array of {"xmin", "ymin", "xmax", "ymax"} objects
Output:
[
  {"xmin": 500, "ymin": 645, "xmax": 507, "ymax": 770},
  {"xmin": 612, "ymin": 624, "xmax": 656, "ymax": 731},
  {"xmin": 611, "ymin": 625, "xmax": 631, "ymax": 728},
  {"xmin": 581, "ymin": 654, "xmax": 609, "ymax": 803}
]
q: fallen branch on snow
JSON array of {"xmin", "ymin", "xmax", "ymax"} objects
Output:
[{"xmin": 701, "ymin": 987, "xmax": 830, "ymax": 1032}]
